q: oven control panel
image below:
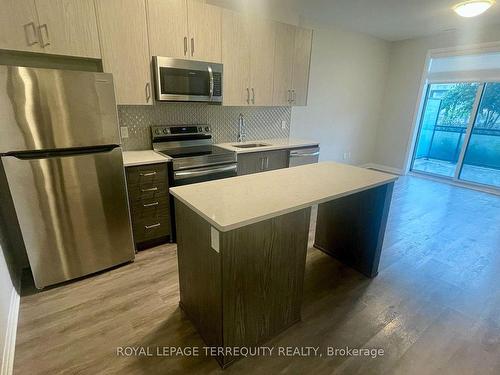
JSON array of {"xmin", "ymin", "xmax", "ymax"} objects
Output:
[{"xmin": 151, "ymin": 125, "xmax": 211, "ymax": 140}]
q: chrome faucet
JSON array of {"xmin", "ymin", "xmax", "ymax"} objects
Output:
[{"xmin": 237, "ymin": 113, "xmax": 246, "ymax": 143}]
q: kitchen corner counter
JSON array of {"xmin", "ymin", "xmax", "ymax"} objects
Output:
[
  {"xmin": 170, "ymin": 161, "xmax": 397, "ymax": 232},
  {"xmin": 215, "ymin": 138, "xmax": 319, "ymax": 153},
  {"xmin": 122, "ymin": 150, "xmax": 171, "ymax": 167}
]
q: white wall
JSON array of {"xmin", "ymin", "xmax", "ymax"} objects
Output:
[
  {"xmin": 373, "ymin": 25, "xmax": 500, "ymax": 171},
  {"xmin": 291, "ymin": 26, "xmax": 391, "ymax": 164}
]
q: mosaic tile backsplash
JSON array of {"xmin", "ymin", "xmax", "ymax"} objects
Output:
[{"xmin": 118, "ymin": 103, "xmax": 291, "ymax": 150}]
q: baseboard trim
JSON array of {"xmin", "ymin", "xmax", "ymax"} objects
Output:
[
  {"xmin": 361, "ymin": 163, "xmax": 404, "ymax": 176},
  {"xmin": 1, "ymin": 288, "xmax": 19, "ymax": 375}
]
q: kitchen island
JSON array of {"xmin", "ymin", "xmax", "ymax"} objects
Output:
[{"xmin": 170, "ymin": 162, "xmax": 397, "ymax": 367}]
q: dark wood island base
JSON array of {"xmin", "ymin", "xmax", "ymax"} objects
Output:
[
  {"xmin": 170, "ymin": 163, "xmax": 397, "ymax": 368},
  {"xmin": 314, "ymin": 182, "xmax": 395, "ymax": 278},
  {"xmin": 175, "ymin": 200, "xmax": 311, "ymax": 368}
]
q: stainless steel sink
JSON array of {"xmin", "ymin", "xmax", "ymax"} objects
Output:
[{"xmin": 232, "ymin": 143, "xmax": 270, "ymax": 149}]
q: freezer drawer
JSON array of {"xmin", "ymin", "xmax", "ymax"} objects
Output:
[
  {"xmin": 0, "ymin": 66, "xmax": 120, "ymax": 153},
  {"xmin": 1, "ymin": 147, "xmax": 135, "ymax": 288}
]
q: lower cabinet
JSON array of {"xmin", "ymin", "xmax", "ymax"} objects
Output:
[
  {"xmin": 125, "ymin": 163, "xmax": 171, "ymax": 250},
  {"xmin": 237, "ymin": 150, "xmax": 288, "ymax": 176}
]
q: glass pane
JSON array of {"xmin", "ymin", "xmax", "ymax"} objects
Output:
[
  {"xmin": 459, "ymin": 82, "xmax": 500, "ymax": 188},
  {"xmin": 412, "ymin": 83, "xmax": 479, "ymax": 177}
]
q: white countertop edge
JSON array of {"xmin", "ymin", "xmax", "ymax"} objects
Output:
[
  {"xmin": 122, "ymin": 150, "xmax": 171, "ymax": 167},
  {"xmin": 170, "ymin": 177, "xmax": 397, "ymax": 232}
]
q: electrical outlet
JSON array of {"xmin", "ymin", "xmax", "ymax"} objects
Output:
[
  {"xmin": 281, "ymin": 120, "xmax": 287, "ymax": 130},
  {"xmin": 120, "ymin": 126, "xmax": 129, "ymax": 139}
]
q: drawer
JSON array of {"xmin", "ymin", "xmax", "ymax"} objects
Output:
[
  {"xmin": 129, "ymin": 196, "xmax": 170, "ymax": 220},
  {"xmin": 132, "ymin": 214, "xmax": 171, "ymax": 243},
  {"xmin": 127, "ymin": 182, "xmax": 168, "ymax": 201},
  {"xmin": 126, "ymin": 164, "xmax": 168, "ymax": 187}
]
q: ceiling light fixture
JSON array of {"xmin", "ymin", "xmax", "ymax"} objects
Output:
[{"xmin": 453, "ymin": 0, "xmax": 496, "ymax": 17}]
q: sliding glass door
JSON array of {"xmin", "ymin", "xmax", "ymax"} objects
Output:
[
  {"xmin": 459, "ymin": 83, "xmax": 500, "ymax": 188},
  {"xmin": 411, "ymin": 81, "xmax": 500, "ymax": 189}
]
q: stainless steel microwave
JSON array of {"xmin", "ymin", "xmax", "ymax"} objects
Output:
[{"xmin": 153, "ymin": 56, "xmax": 223, "ymax": 103}]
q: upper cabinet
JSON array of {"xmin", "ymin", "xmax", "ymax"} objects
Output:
[
  {"xmin": 221, "ymin": 10, "xmax": 276, "ymax": 107},
  {"xmin": 0, "ymin": 0, "xmax": 41, "ymax": 53},
  {"xmin": 0, "ymin": 0, "xmax": 100, "ymax": 58},
  {"xmin": 272, "ymin": 22, "xmax": 295, "ymax": 106},
  {"xmin": 147, "ymin": 0, "xmax": 222, "ymax": 63},
  {"xmin": 272, "ymin": 24, "xmax": 313, "ymax": 106},
  {"xmin": 221, "ymin": 9, "xmax": 250, "ymax": 106},
  {"xmin": 291, "ymin": 27, "xmax": 313, "ymax": 106},
  {"xmin": 34, "ymin": 0, "xmax": 100, "ymax": 58},
  {"xmin": 95, "ymin": 0, "xmax": 152, "ymax": 105}
]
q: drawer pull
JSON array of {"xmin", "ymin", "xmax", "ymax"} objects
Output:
[
  {"xmin": 143, "ymin": 201, "xmax": 159, "ymax": 207},
  {"xmin": 141, "ymin": 187, "xmax": 158, "ymax": 192},
  {"xmin": 145, "ymin": 223, "xmax": 161, "ymax": 230},
  {"xmin": 140, "ymin": 171, "xmax": 157, "ymax": 177}
]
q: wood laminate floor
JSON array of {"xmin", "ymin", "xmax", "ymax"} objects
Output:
[{"xmin": 13, "ymin": 176, "xmax": 500, "ymax": 374}]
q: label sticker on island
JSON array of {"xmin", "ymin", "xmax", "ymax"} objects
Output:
[{"xmin": 211, "ymin": 227, "xmax": 220, "ymax": 253}]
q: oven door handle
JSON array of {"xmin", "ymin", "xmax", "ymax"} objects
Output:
[
  {"xmin": 174, "ymin": 164, "xmax": 237, "ymax": 180},
  {"xmin": 208, "ymin": 66, "xmax": 214, "ymax": 101}
]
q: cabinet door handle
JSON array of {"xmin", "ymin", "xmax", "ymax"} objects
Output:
[
  {"xmin": 143, "ymin": 201, "xmax": 159, "ymax": 207},
  {"xmin": 145, "ymin": 223, "xmax": 161, "ymax": 230},
  {"xmin": 292, "ymin": 90, "xmax": 296, "ymax": 103},
  {"xmin": 246, "ymin": 88, "xmax": 250, "ymax": 104},
  {"xmin": 141, "ymin": 187, "xmax": 158, "ymax": 192},
  {"xmin": 251, "ymin": 88, "xmax": 255, "ymax": 104},
  {"xmin": 184, "ymin": 36, "xmax": 188, "ymax": 56},
  {"xmin": 140, "ymin": 171, "xmax": 156, "ymax": 177},
  {"xmin": 23, "ymin": 22, "xmax": 38, "ymax": 46},
  {"xmin": 145, "ymin": 82, "xmax": 151, "ymax": 103},
  {"xmin": 191, "ymin": 37, "xmax": 195, "ymax": 56},
  {"xmin": 260, "ymin": 157, "xmax": 265, "ymax": 171},
  {"xmin": 38, "ymin": 24, "xmax": 50, "ymax": 47},
  {"xmin": 265, "ymin": 157, "xmax": 269, "ymax": 169}
]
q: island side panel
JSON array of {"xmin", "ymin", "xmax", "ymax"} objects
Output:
[
  {"xmin": 174, "ymin": 200, "xmax": 223, "ymax": 349},
  {"xmin": 314, "ymin": 182, "xmax": 394, "ymax": 278},
  {"xmin": 220, "ymin": 207, "xmax": 311, "ymax": 366}
]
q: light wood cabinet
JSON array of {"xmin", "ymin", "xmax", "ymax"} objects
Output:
[
  {"xmin": 147, "ymin": 0, "xmax": 221, "ymax": 63},
  {"xmin": 249, "ymin": 17, "xmax": 276, "ymax": 106},
  {"xmin": 272, "ymin": 24, "xmax": 313, "ymax": 106},
  {"xmin": 272, "ymin": 22, "xmax": 295, "ymax": 106},
  {"xmin": 95, "ymin": 0, "xmax": 152, "ymax": 105},
  {"xmin": 147, "ymin": 0, "xmax": 189, "ymax": 59},
  {"xmin": 237, "ymin": 150, "xmax": 288, "ymax": 176},
  {"xmin": 34, "ymin": 0, "xmax": 100, "ymax": 58},
  {"xmin": 0, "ymin": 0, "xmax": 41, "ymax": 53},
  {"xmin": 187, "ymin": 0, "xmax": 221, "ymax": 63},
  {"xmin": 292, "ymin": 27, "xmax": 313, "ymax": 106},
  {"xmin": 0, "ymin": 0, "xmax": 100, "ymax": 58},
  {"xmin": 221, "ymin": 9, "xmax": 250, "ymax": 106},
  {"xmin": 222, "ymin": 11, "xmax": 276, "ymax": 106}
]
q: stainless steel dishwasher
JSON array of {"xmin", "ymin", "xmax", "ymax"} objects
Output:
[{"xmin": 288, "ymin": 146, "xmax": 320, "ymax": 167}]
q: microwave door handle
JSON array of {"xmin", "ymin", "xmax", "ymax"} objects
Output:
[{"xmin": 208, "ymin": 66, "xmax": 214, "ymax": 101}]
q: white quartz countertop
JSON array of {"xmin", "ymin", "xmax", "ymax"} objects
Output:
[
  {"xmin": 216, "ymin": 138, "xmax": 319, "ymax": 153},
  {"xmin": 122, "ymin": 150, "xmax": 170, "ymax": 167},
  {"xmin": 170, "ymin": 162, "xmax": 398, "ymax": 232}
]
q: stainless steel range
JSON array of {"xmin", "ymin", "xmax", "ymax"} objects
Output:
[
  {"xmin": 152, "ymin": 125, "xmax": 237, "ymax": 240},
  {"xmin": 152, "ymin": 125, "xmax": 237, "ymax": 186}
]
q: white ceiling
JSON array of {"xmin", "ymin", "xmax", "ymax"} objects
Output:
[
  {"xmin": 292, "ymin": 0, "xmax": 500, "ymax": 41},
  {"xmin": 210, "ymin": 0, "xmax": 500, "ymax": 41}
]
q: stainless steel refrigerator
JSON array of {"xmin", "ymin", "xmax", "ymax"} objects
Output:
[{"xmin": 0, "ymin": 66, "xmax": 135, "ymax": 289}]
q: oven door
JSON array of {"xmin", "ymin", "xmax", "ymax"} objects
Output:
[
  {"xmin": 154, "ymin": 57, "xmax": 222, "ymax": 103},
  {"xmin": 172, "ymin": 163, "xmax": 237, "ymax": 186}
]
